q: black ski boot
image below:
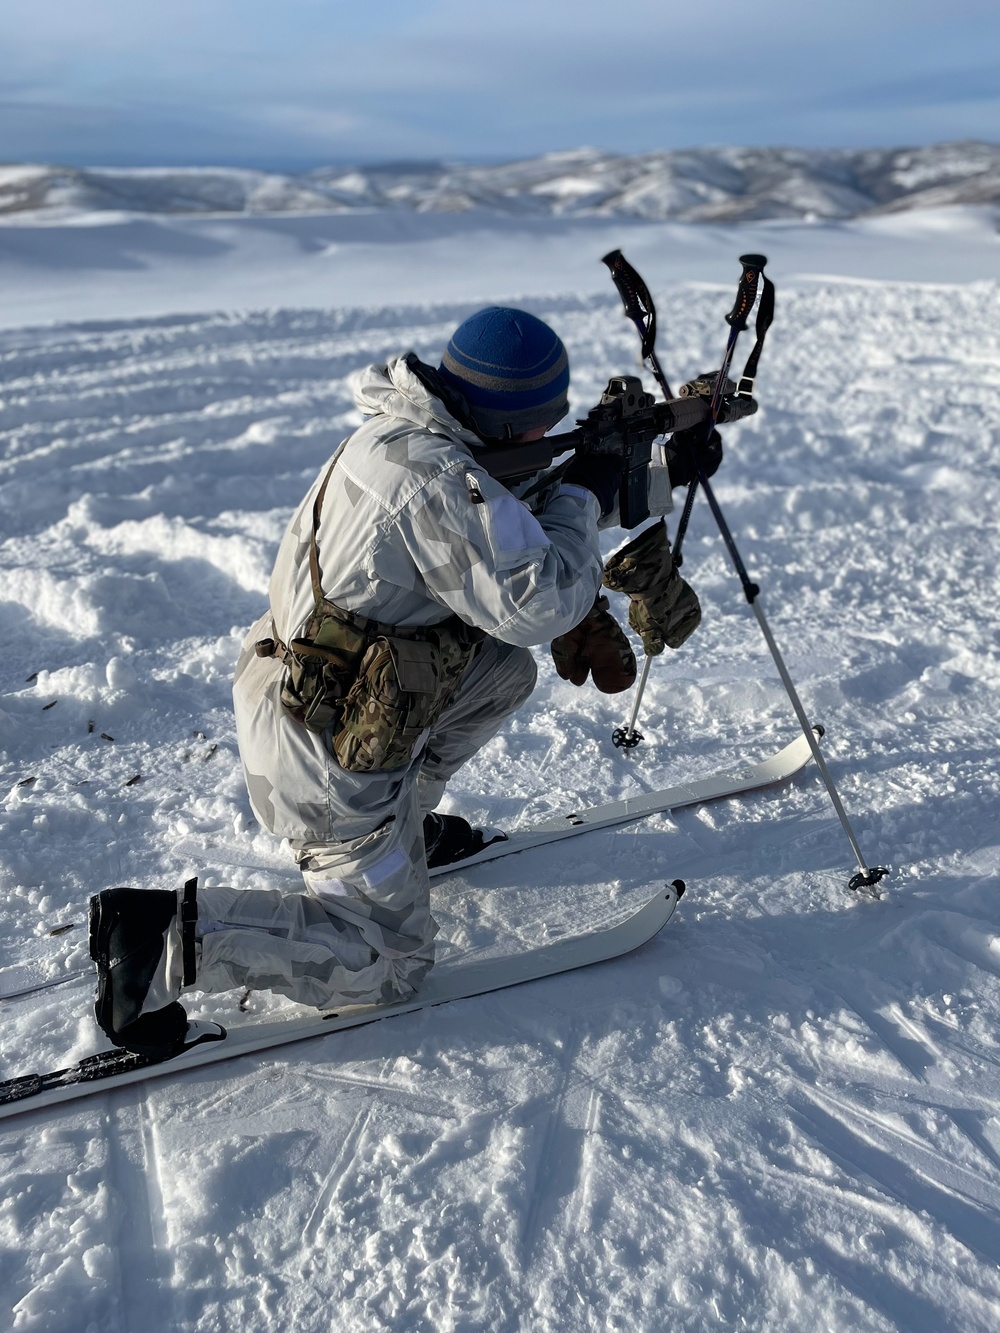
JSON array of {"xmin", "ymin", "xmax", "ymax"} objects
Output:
[
  {"xmin": 423, "ymin": 812, "xmax": 506, "ymax": 869},
  {"xmin": 89, "ymin": 878, "xmax": 218, "ymax": 1060}
]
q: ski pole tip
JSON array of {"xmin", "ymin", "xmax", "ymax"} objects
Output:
[{"xmin": 848, "ymin": 865, "xmax": 890, "ymax": 897}]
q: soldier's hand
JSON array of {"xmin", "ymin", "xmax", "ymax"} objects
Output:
[
  {"xmin": 562, "ymin": 454, "xmax": 620, "ymax": 517},
  {"xmin": 665, "ymin": 425, "xmax": 723, "ymax": 489},
  {"xmin": 550, "ymin": 595, "xmax": 637, "ymax": 693},
  {"xmin": 603, "ymin": 520, "xmax": 701, "ymax": 654}
]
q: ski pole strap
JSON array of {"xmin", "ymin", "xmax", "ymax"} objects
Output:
[
  {"xmin": 671, "ymin": 477, "xmax": 699, "ymax": 567},
  {"xmin": 677, "ymin": 254, "xmax": 770, "ymax": 563},
  {"xmin": 737, "ymin": 274, "xmax": 775, "ymax": 396},
  {"xmin": 181, "ymin": 877, "xmax": 199, "ymax": 987},
  {"xmin": 709, "ymin": 255, "xmax": 766, "ymax": 417}
]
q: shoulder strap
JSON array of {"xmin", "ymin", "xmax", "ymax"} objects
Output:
[{"xmin": 309, "ymin": 460, "xmax": 338, "ymax": 610}]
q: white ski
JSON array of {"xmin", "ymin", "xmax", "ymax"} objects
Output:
[
  {"xmin": 1, "ymin": 730, "xmax": 819, "ymax": 1009},
  {"xmin": 0, "ymin": 885, "xmax": 679, "ymax": 1119},
  {"xmin": 431, "ymin": 729, "xmax": 820, "ymax": 876},
  {"xmin": 172, "ymin": 729, "xmax": 820, "ymax": 880}
]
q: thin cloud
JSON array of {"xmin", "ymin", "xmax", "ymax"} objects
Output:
[{"xmin": 1, "ymin": 1, "xmax": 997, "ymax": 164}]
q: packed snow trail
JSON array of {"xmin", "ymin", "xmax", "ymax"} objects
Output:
[{"xmin": 1, "ymin": 217, "xmax": 1000, "ymax": 1330}]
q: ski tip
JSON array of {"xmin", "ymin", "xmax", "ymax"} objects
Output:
[
  {"xmin": 669, "ymin": 879, "xmax": 686, "ymax": 900},
  {"xmin": 812, "ymin": 722, "xmax": 826, "ymax": 739}
]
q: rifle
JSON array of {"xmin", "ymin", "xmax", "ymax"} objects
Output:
[{"xmin": 473, "ymin": 373, "xmax": 757, "ymax": 529}]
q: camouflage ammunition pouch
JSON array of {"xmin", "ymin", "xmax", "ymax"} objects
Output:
[
  {"xmin": 331, "ymin": 616, "xmax": 482, "ymax": 772},
  {"xmin": 260, "ymin": 455, "xmax": 483, "ymax": 772},
  {"xmin": 271, "ymin": 602, "xmax": 371, "ymax": 735}
]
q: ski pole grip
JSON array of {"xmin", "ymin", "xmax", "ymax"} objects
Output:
[
  {"xmin": 602, "ymin": 250, "xmax": 644, "ymax": 323},
  {"xmin": 714, "ymin": 393, "xmax": 758, "ymax": 425},
  {"xmin": 725, "ymin": 253, "xmax": 767, "ymax": 331},
  {"xmin": 602, "ymin": 249, "xmax": 658, "ymax": 359}
]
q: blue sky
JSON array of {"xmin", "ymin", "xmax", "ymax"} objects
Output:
[{"xmin": 2, "ymin": 0, "xmax": 998, "ymax": 166}]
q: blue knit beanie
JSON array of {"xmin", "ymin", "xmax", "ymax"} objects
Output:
[{"xmin": 437, "ymin": 307, "xmax": 570, "ymax": 439}]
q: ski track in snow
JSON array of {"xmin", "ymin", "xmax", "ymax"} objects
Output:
[{"xmin": 1, "ymin": 214, "xmax": 1000, "ymax": 1331}]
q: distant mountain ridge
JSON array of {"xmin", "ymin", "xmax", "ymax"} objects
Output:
[{"xmin": 2, "ymin": 142, "xmax": 999, "ymax": 222}]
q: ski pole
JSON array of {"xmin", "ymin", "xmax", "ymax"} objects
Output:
[
  {"xmin": 686, "ymin": 457, "xmax": 888, "ymax": 894},
  {"xmin": 602, "ymin": 249, "xmax": 676, "ymax": 751},
  {"xmin": 604, "ymin": 252, "xmax": 766, "ymax": 749},
  {"xmin": 605, "ymin": 253, "xmax": 886, "ymax": 893},
  {"xmin": 668, "ymin": 261, "xmax": 886, "ymax": 889},
  {"xmin": 673, "ymin": 255, "xmax": 772, "ymax": 566},
  {"xmin": 612, "ymin": 655, "xmax": 653, "ymax": 750},
  {"xmin": 602, "ymin": 250, "xmax": 675, "ymax": 399}
]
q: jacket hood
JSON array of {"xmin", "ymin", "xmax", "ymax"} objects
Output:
[{"xmin": 352, "ymin": 355, "xmax": 482, "ymax": 447}]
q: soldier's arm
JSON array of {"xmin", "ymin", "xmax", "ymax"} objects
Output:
[{"xmin": 398, "ymin": 464, "xmax": 604, "ymax": 648}]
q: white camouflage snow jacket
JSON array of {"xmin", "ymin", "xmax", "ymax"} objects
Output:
[
  {"xmin": 267, "ymin": 355, "xmax": 606, "ymax": 647},
  {"xmin": 233, "ymin": 356, "xmax": 606, "ymax": 846}
]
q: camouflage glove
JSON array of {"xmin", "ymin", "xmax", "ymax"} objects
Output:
[
  {"xmin": 603, "ymin": 519, "xmax": 701, "ymax": 655},
  {"xmin": 550, "ymin": 595, "xmax": 637, "ymax": 693},
  {"xmin": 665, "ymin": 425, "xmax": 723, "ymax": 489}
]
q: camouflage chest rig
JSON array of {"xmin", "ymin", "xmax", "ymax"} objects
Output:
[{"xmin": 256, "ymin": 446, "xmax": 484, "ymax": 773}]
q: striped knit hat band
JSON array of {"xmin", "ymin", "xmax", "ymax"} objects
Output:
[{"xmin": 437, "ymin": 307, "xmax": 570, "ymax": 439}]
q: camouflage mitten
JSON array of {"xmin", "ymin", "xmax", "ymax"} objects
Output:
[
  {"xmin": 603, "ymin": 519, "xmax": 701, "ymax": 655},
  {"xmin": 550, "ymin": 595, "xmax": 637, "ymax": 693}
]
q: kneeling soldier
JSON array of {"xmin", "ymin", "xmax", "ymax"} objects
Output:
[{"xmin": 90, "ymin": 306, "xmax": 704, "ymax": 1057}]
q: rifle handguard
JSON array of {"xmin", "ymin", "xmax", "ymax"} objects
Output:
[{"xmin": 471, "ymin": 388, "xmax": 756, "ymax": 484}]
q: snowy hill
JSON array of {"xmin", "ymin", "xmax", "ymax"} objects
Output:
[
  {"xmin": 1, "ymin": 211, "xmax": 1000, "ymax": 1329},
  {"xmin": 2, "ymin": 140, "xmax": 1000, "ymax": 222}
]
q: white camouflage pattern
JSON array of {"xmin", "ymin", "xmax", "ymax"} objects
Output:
[{"xmin": 186, "ymin": 357, "xmax": 606, "ymax": 1011}]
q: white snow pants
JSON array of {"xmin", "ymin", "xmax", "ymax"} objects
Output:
[{"xmin": 192, "ymin": 626, "xmax": 537, "ymax": 1010}]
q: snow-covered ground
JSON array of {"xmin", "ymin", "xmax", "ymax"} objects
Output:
[
  {"xmin": 1, "ymin": 204, "xmax": 999, "ymax": 1331},
  {"xmin": 1, "ymin": 204, "xmax": 998, "ymax": 330}
]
